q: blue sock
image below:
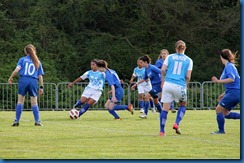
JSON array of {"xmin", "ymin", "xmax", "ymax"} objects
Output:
[
  {"xmin": 113, "ymin": 105, "xmax": 128, "ymax": 110},
  {"xmin": 32, "ymin": 105, "xmax": 40, "ymax": 122},
  {"xmin": 149, "ymin": 100, "xmax": 154, "ymax": 108},
  {"xmin": 144, "ymin": 101, "xmax": 149, "ymax": 115},
  {"xmin": 216, "ymin": 113, "xmax": 225, "ymax": 132},
  {"xmin": 108, "ymin": 109, "xmax": 120, "ymax": 119},
  {"xmin": 79, "ymin": 104, "xmax": 90, "ymax": 117},
  {"xmin": 155, "ymin": 103, "xmax": 162, "ymax": 113},
  {"xmin": 175, "ymin": 106, "xmax": 186, "ymax": 125},
  {"xmin": 225, "ymin": 112, "xmax": 240, "ymax": 119},
  {"xmin": 74, "ymin": 100, "xmax": 83, "ymax": 108},
  {"xmin": 160, "ymin": 110, "xmax": 168, "ymax": 133},
  {"xmin": 15, "ymin": 104, "xmax": 23, "ymax": 122},
  {"xmin": 139, "ymin": 100, "xmax": 144, "ymax": 109}
]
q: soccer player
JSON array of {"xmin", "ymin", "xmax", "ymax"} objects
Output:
[
  {"xmin": 8, "ymin": 44, "xmax": 44, "ymax": 126},
  {"xmin": 129, "ymin": 58, "xmax": 154, "ymax": 114},
  {"xmin": 155, "ymin": 49, "xmax": 176, "ymax": 113},
  {"xmin": 97, "ymin": 60, "xmax": 134, "ymax": 120},
  {"xmin": 211, "ymin": 49, "xmax": 240, "ymax": 134},
  {"xmin": 67, "ymin": 59, "xmax": 106, "ymax": 118},
  {"xmin": 131, "ymin": 55, "xmax": 162, "ymax": 119},
  {"xmin": 160, "ymin": 40, "xmax": 193, "ymax": 136}
]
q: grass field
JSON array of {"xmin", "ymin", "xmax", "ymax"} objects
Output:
[{"xmin": 0, "ymin": 109, "xmax": 240, "ymax": 159}]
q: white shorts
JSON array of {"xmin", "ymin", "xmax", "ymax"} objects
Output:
[
  {"xmin": 137, "ymin": 82, "xmax": 152, "ymax": 94},
  {"xmin": 161, "ymin": 81, "xmax": 187, "ymax": 103},
  {"xmin": 81, "ymin": 87, "xmax": 102, "ymax": 102}
]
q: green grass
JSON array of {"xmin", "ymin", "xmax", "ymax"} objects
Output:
[{"xmin": 0, "ymin": 110, "xmax": 240, "ymax": 159}]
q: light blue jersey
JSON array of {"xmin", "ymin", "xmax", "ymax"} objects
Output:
[
  {"xmin": 17, "ymin": 55, "xmax": 44, "ymax": 79},
  {"xmin": 81, "ymin": 70, "xmax": 105, "ymax": 91},
  {"xmin": 164, "ymin": 53, "xmax": 193, "ymax": 87},
  {"xmin": 133, "ymin": 67, "xmax": 145, "ymax": 82}
]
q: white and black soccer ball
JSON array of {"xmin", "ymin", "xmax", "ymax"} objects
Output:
[{"xmin": 69, "ymin": 109, "xmax": 79, "ymax": 119}]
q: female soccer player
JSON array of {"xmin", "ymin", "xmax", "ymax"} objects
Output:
[
  {"xmin": 160, "ymin": 40, "xmax": 193, "ymax": 136},
  {"xmin": 211, "ymin": 49, "xmax": 240, "ymax": 134},
  {"xmin": 130, "ymin": 58, "xmax": 153, "ymax": 114},
  {"xmin": 67, "ymin": 59, "xmax": 106, "ymax": 118},
  {"xmin": 8, "ymin": 44, "xmax": 44, "ymax": 126},
  {"xmin": 131, "ymin": 55, "xmax": 162, "ymax": 119},
  {"xmin": 155, "ymin": 49, "xmax": 176, "ymax": 113},
  {"xmin": 97, "ymin": 60, "xmax": 134, "ymax": 120}
]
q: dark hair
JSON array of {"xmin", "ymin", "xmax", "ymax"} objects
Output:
[
  {"xmin": 97, "ymin": 60, "xmax": 108, "ymax": 69},
  {"xmin": 91, "ymin": 59, "xmax": 99, "ymax": 64},
  {"xmin": 220, "ymin": 49, "xmax": 238, "ymax": 65},
  {"xmin": 139, "ymin": 55, "xmax": 151, "ymax": 64}
]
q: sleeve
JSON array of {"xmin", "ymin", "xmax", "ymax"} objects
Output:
[
  {"xmin": 163, "ymin": 56, "xmax": 169, "ymax": 67},
  {"xmin": 225, "ymin": 64, "xmax": 236, "ymax": 80},
  {"xmin": 80, "ymin": 71, "xmax": 89, "ymax": 80},
  {"xmin": 152, "ymin": 65, "xmax": 161, "ymax": 74},
  {"xmin": 16, "ymin": 58, "xmax": 23, "ymax": 69},
  {"xmin": 143, "ymin": 69, "xmax": 148, "ymax": 80},
  {"xmin": 38, "ymin": 62, "xmax": 45, "ymax": 75},
  {"xmin": 188, "ymin": 59, "xmax": 193, "ymax": 71},
  {"xmin": 132, "ymin": 68, "xmax": 136, "ymax": 77}
]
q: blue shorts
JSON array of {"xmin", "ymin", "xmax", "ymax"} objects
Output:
[
  {"xmin": 149, "ymin": 82, "xmax": 162, "ymax": 98},
  {"xmin": 219, "ymin": 90, "xmax": 240, "ymax": 110},
  {"xmin": 109, "ymin": 86, "xmax": 124, "ymax": 104},
  {"xmin": 18, "ymin": 76, "xmax": 38, "ymax": 97}
]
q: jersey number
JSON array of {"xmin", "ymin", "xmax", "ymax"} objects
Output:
[
  {"xmin": 173, "ymin": 61, "xmax": 182, "ymax": 75},
  {"xmin": 24, "ymin": 63, "xmax": 35, "ymax": 75}
]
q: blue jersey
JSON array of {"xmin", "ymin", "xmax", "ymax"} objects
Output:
[
  {"xmin": 81, "ymin": 70, "xmax": 106, "ymax": 91},
  {"xmin": 105, "ymin": 69, "xmax": 124, "ymax": 101},
  {"xmin": 155, "ymin": 58, "xmax": 164, "ymax": 69},
  {"xmin": 220, "ymin": 62, "xmax": 240, "ymax": 91},
  {"xmin": 105, "ymin": 69, "xmax": 121, "ymax": 88},
  {"xmin": 144, "ymin": 64, "xmax": 162, "ymax": 85},
  {"xmin": 164, "ymin": 53, "xmax": 193, "ymax": 87},
  {"xmin": 17, "ymin": 55, "xmax": 44, "ymax": 79}
]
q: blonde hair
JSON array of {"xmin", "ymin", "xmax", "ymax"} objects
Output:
[
  {"xmin": 24, "ymin": 44, "xmax": 40, "ymax": 69},
  {"xmin": 175, "ymin": 40, "xmax": 186, "ymax": 53},
  {"xmin": 220, "ymin": 49, "xmax": 238, "ymax": 66},
  {"xmin": 158, "ymin": 49, "xmax": 169, "ymax": 59}
]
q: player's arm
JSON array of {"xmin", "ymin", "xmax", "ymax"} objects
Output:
[
  {"xmin": 8, "ymin": 67, "xmax": 20, "ymax": 84},
  {"xmin": 161, "ymin": 64, "xmax": 167, "ymax": 88},
  {"xmin": 38, "ymin": 75, "xmax": 44, "ymax": 95},
  {"xmin": 67, "ymin": 77, "xmax": 83, "ymax": 88}
]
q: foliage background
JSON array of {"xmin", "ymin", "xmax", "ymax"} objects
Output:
[{"xmin": 0, "ymin": 0, "xmax": 240, "ymax": 83}]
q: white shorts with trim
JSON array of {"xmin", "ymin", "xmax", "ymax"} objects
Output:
[
  {"xmin": 137, "ymin": 83, "xmax": 152, "ymax": 94},
  {"xmin": 161, "ymin": 81, "xmax": 187, "ymax": 103},
  {"xmin": 81, "ymin": 87, "xmax": 102, "ymax": 102}
]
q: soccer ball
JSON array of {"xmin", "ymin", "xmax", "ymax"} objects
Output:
[{"xmin": 69, "ymin": 109, "xmax": 79, "ymax": 119}]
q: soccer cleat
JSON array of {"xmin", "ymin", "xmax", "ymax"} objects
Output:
[
  {"xmin": 159, "ymin": 132, "xmax": 166, "ymax": 136},
  {"xmin": 211, "ymin": 131, "xmax": 225, "ymax": 134},
  {"xmin": 139, "ymin": 113, "xmax": 147, "ymax": 119},
  {"xmin": 11, "ymin": 121, "xmax": 19, "ymax": 127},
  {"xmin": 139, "ymin": 108, "xmax": 144, "ymax": 113},
  {"xmin": 173, "ymin": 123, "xmax": 181, "ymax": 134},
  {"xmin": 127, "ymin": 104, "xmax": 134, "ymax": 115},
  {"xmin": 34, "ymin": 122, "xmax": 43, "ymax": 126},
  {"xmin": 151, "ymin": 107, "xmax": 156, "ymax": 113},
  {"xmin": 171, "ymin": 108, "xmax": 176, "ymax": 113}
]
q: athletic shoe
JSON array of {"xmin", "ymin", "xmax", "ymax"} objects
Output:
[
  {"xmin": 211, "ymin": 131, "xmax": 225, "ymax": 134},
  {"xmin": 11, "ymin": 121, "xmax": 19, "ymax": 127},
  {"xmin": 159, "ymin": 132, "xmax": 165, "ymax": 136},
  {"xmin": 139, "ymin": 108, "xmax": 144, "ymax": 113},
  {"xmin": 114, "ymin": 118, "xmax": 122, "ymax": 120},
  {"xmin": 128, "ymin": 104, "xmax": 134, "ymax": 115},
  {"xmin": 139, "ymin": 113, "xmax": 147, "ymax": 119},
  {"xmin": 171, "ymin": 108, "xmax": 176, "ymax": 113},
  {"xmin": 151, "ymin": 107, "xmax": 156, "ymax": 113},
  {"xmin": 173, "ymin": 123, "xmax": 181, "ymax": 134},
  {"xmin": 34, "ymin": 122, "xmax": 43, "ymax": 126}
]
